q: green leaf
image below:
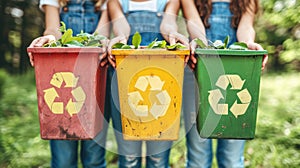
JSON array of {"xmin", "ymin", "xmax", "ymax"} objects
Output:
[
  {"xmin": 194, "ymin": 38, "xmax": 207, "ymax": 48},
  {"xmin": 112, "ymin": 43, "xmax": 125, "ymax": 49},
  {"xmin": 86, "ymin": 40, "xmax": 101, "ymax": 47},
  {"xmin": 64, "ymin": 40, "xmax": 84, "ymax": 47},
  {"xmin": 61, "ymin": 29, "xmax": 73, "ymax": 45},
  {"xmin": 121, "ymin": 45, "xmax": 132, "ymax": 49},
  {"xmin": 132, "ymin": 32, "xmax": 141, "ymax": 49},
  {"xmin": 166, "ymin": 43, "xmax": 186, "ymax": 50},
  {"xmin": 147, "ymin": 38, "xmax": 157, "ymax": 49},
  {"xmin": 43, "ymin": 22, "xmax": 107, "ymax": 48},
  {"xmin": 158, "ymin": 40, "xmax": 167, "ymax": 48},
  {"xmin": 212, "ymin": 40, "xmax": 225, "ymax": 49},
  {"xmin": 148, "ymin": 40, "xmax": 167, "ymax": 49},
  {"xmin": 59, "ymin": 22, "xmax": 67, "ymax": 33},
  {"xmin": 228, "ymin": 42, "xmax": 248, "ymax": 50},
  {"xmin": 93, "ymin": 34, "xmax": 106, "ymax": 41},
  {"xmin": 223, "ymin": 35, "xmax": 230, "ymax": 49}
]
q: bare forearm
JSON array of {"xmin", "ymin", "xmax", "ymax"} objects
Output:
[
  {"xmin": 108, "ymin": 0, "xmax": 130, "ymax": 38},
  {"xmin": 43, "ymin": 5, "xmax": 61, "ymax": 39},
  {"xmin": 181, "ymin": 0, "xmax": 206, "ymax": 40},
  {"xmin": 95, "ymin": 10, "xmax": 110, "ymax": 38},
  {"xmin": 237, "ymin": 24, "xmax": 256, "ymax": 43},
  {"xmin": 160, "ymin": 0, "xmax": 180, "ymax": 40}
]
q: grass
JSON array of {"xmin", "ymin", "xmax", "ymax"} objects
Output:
[{"xmin": 0, "ymin": 70, "xmax": 300, "ymax": 167}]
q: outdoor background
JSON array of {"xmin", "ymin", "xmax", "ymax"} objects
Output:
[{"xmin": 0, "ymin": 0, "xmax": 300, "ymax": 167}]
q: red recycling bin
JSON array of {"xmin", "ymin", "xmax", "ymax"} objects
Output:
[{"xmin": 27, "ymin": 47, "xmax": 107, "ymax": 140}]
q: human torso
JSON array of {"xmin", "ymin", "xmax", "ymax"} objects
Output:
[
  {"xmin": 60, "ymin": 0, "xmax": 101, "ymax": 34},
  {"xmin": 120, "ymin": 0, "xmax": 168, "ymax": 45},
  {"xmin": 206, "ymin": 1, "xmax": 237, "ymax": 45}
]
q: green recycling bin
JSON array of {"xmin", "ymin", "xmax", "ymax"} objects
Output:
[{"xmin": 195, "ymin": 49, "xmax": 267, "ymax": 139}]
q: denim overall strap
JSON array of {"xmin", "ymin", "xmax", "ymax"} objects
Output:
[
  {"xmin": 123, "ymin": 0, "xmax": 167, "ymax": 45},
  {"xmin": 60, "ymin": 0, "xmax": 101, "ymax": 35},
  {"xmin": 157, "ymin": 0, "xmax": 167, "ymax": 13},
  {"xmin": 205, "ymin": 2, "xmax": 237, "ymax": 45}
]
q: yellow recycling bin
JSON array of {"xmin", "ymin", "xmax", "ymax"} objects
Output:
[{"xmin": 112, "ymin": 49, "xmax": 189, "ymax": 140}]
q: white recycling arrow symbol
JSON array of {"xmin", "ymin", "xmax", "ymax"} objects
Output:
[
  {"xmin": 128, "ymin": 75, "xmax": 170, "ymax": 119},
  {"xmin": 208, "ymin": 74, "xmax": 251, "ymax": 118}
]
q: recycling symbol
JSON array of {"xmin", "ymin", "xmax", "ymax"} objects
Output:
[
  {"xmin": 43, "ymin": 72, "xmax": 86, "ymax": 116},
  {"xmin": 128, "ymin": 75, "xmax": 171, "ymax": 119},
  {"xmin": 208, "ymin": 74, "xmax": 252, "ymax": 118}
]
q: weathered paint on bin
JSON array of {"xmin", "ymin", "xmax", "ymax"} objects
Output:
[
  {"xmin": 113, "ymin": 49, "xmax": 189, "ymax": 140},
  {"xmin": 27, "ymin": 47, "xmax": 107, "ymax": 140},
  {"xmin": 195, "ymin": 49, "xmax": 267, "ymax": 139}
]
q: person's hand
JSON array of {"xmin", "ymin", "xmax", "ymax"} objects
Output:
[
  {"xmin": 188, "ymin": 39, "xmax": 198, "ymax": 69},
  {"xmin": 99, "ymin": 39, "xmax": 110, "ymax": 67},
  {"xmin": 188, "ymin": 38, "xmax": 208, "ymax": 70},
  {"xmin": 107, "ymin": 35, "xmax": 127, "ymax": 68},
  {"xmin": 246, "ymin": 42, "xmax": 268, "ymax": 70},
  {"xmin": 27, "ymin": 35, "xmax": 56, "ymax": 66},
  {"xmin": 167, "ymin": 32, "xmax": 190, "ymax": 63}
]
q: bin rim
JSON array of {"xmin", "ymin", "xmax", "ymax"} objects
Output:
[
  {"xmin": 195, "ymin": 48, "xmax": 267, "ymax": 56},
  {"xmin": 111, "ymin": 48, "xmax": 190, "ymax": 56},
  {"xmin": 27, "ymin": 47, "xmax": 104, "ymax": 53}
]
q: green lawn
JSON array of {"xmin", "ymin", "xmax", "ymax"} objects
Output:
[{"xmin": 0, "ymin": 70, "xmax": 299, "ymax": 168}]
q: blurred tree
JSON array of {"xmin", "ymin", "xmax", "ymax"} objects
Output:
[
  {"xmin": 256, "ymin": 0, "xmax": 300, "ymax": 71},
  {"xmin": 0, "ymin": 0, "xmax": 299, "ymax": 73},
  {"xmin": 0, "ymin": 0, "xmax": 44, "ymax": 74},
  {"xmin": 0, "ymin": 0, "xmax": 10, "ymax": 71}
]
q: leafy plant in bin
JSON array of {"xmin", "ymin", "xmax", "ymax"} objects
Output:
[
  {"xmin": 112, "ymin": 32, "xmax": 186, "ymax": 50},
  {"xmin": 194, "ymin": 35, "xmax": 248, "ymax": 50},
  {"xmin": 43, "ymin": 22, "xmax": 106, "ymax": 47}
]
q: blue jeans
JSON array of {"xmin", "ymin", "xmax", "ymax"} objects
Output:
[
  {"xmin": 183, "ymin": 66, "xmax": 245, "ymax": 168},
  {"xmin": 50, "ymin": 1, "xmax": 107, "ymax": 167},
  {"xmin": 50, "ymin": 137, "xmax": 106, "ymax": 168},
  {"xmin": 108, "ymin": 66, "xmax": 172, "ymax": 168},
  {"xmin": 184, "ymin": 2, "xmax": 244, "ymax": 167}
]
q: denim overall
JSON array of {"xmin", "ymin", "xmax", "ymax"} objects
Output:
[
  {"xmin": 183, "ymin": 2, "xmax": 244, "ymax": 168},
  {"xmin": 109, "ymin": 0, "xmax": 172, "ymax": 167},
  {"xmin": 123, "ymin": 0, "xmax": 166, "ymax": 45},
  {"xmin": 50, "ymin": 1, "xmax": 107, "ymax": 168},
  {"xmin": 60, "ymin": 0, "xmax": 100, "ymax": 35},
  {"xmin": 206, "ymin": 2, "xmax": 237, "ymax": 45}
]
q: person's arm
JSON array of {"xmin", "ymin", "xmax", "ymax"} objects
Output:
[
  {"xmin": 94, "ymin": 8, "xmax": 110, "ymax": 67},
  {"xmin": 237, "ymin": 0, "xmax": 268, "ymax": 69},
  {"xmin": 181, "ymin": 0, "xmax": 206, "ymax": 40},
  {"xmin": 43, "ymin": 5, "xmax": 61, "ymax": 39},
  {"xmin": 160, "ymin": 0, "xmax": 188, "ymax": 46},
  {"xmin": 180, "ymin": 0, "xmax": 206, "ymax": 69},
  {"xmin": 107, "ymin": 0, "xmax": 130, "ymax": 41},
  {"xmin": 28, "ymin": 4, "xmax": 61, "ymax": 66},
  {"xmin": 95, "ymin": 8, "xmax": 110, "ymax": 38},
  {"xmin": 107, "ymin": 0, "xmax": 130, "ymax": 67}
]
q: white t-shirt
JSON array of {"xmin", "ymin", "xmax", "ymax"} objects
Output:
[
  {"xmin": 118, "ymin": 0, "xmax": 168, "ymax": 12},
  {"xmin": 39, "ymin": 0, "xmax": 107, "ymax": 12}
]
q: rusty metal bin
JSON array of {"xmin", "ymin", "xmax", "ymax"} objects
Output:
[{"xmin": 27, "ymin": 47, "xmax": 107, "ymax": 140}]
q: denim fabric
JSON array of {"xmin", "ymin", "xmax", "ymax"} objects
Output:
[
  {"xmin": 122, "ymin": 0, "xmax": 166, "ymax": 45},
  {"xmin": 108, "ymin": 65, "xmax": 172, "ymax": 168},
  {"xmin": 60, "ymin": 0, "xmax": 100, "ymax": 35},
  {"xmin": 50, "ymin": 138, "xmax": 107, "ymax": 168},
  {"xmin": 183, "ymin": 2, "xmax": 245, "ymax": 168},
  {"xmin": 106, "ymin": 1, "xmax": 172, "ymax": 167},
  {"xmin": 50, "ymin": 1, "xmax": 107, "ymax": 168},
  {"xmin": 206, "ymin": 2, "xmax": 237, "ymax": 45}
]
